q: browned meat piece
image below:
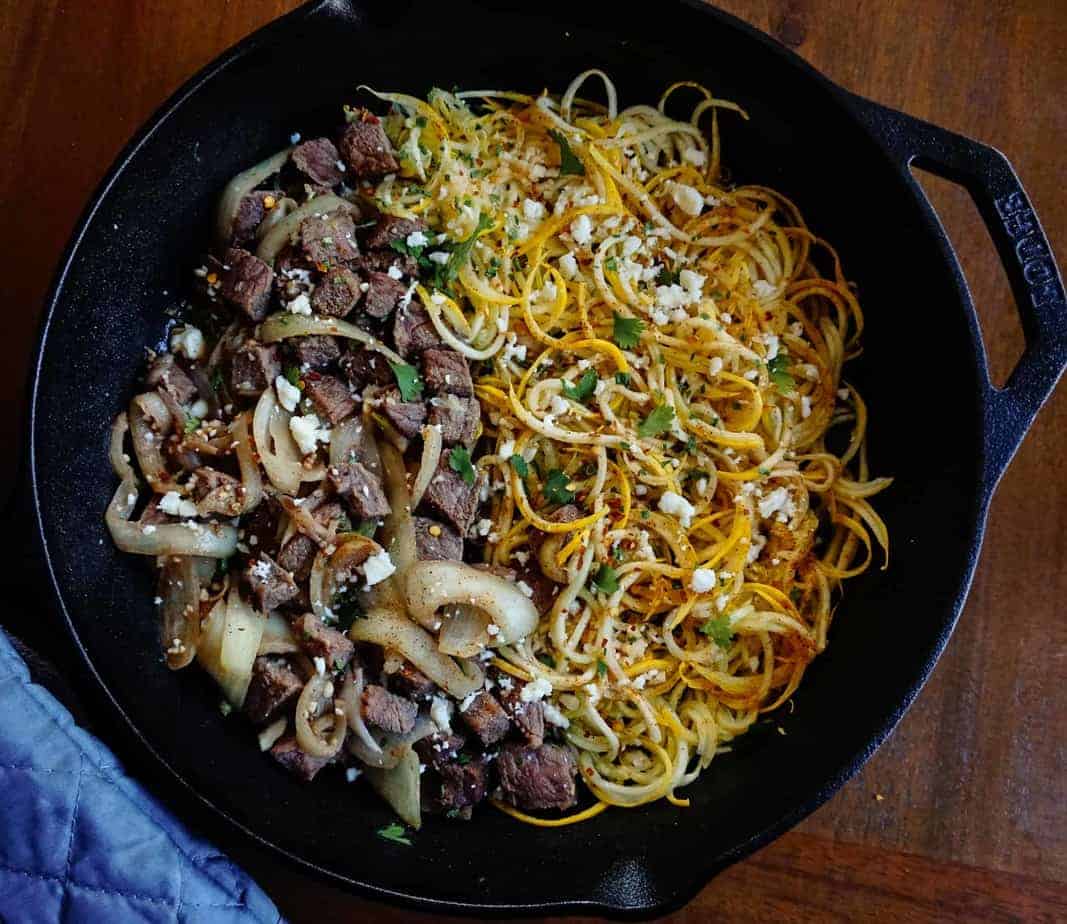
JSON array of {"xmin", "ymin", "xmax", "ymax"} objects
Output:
[
  {"xmin": 299, "ymin": 212, "xmax": 359, "ymax": 266},
  {"xmin": 229, "ymin": 341, "xmax": 281, "ymax": 398},
  {"xmin": 290, "ymin": 137, "xmax": 344, "ymax": 186},
  {"xmin": 420, "ymin": 456, "xmax": 480, "ymax": 534},
  {"xmin": 393, "ymin": 303, "xmax": 443, "ymax": 358},
  {"xmin": 290, "ymin": 335, "xmax": 340, "ymax": 370},
  {"xmin": 327, "ymin": 459, "xmax": 391, "ymax": 520},
  {"xmin": 190, "ymin": 466, "xmax": 244, "ymax": 516},
  {"xmin": 363, "ymin": 214, "xmax": 427, "ymax": 250},
  {"xmin": 231, "ymin": 189, "xmax": 282, "ymax": 244},
  {"xmin": 276, "ymin": 534, "xmax": 317, "ymax": 583},
  {"xmin": 310, "ymin": 266, "xmax": 362, "ymax": 318},
  {"xmin": 422, "ymin": 348, "xmax": 474, "ymax": 397},
  {"xmin": 496, "ymin": 675, "xmax": 545, "ymax": 747},
  {"xmin": 340, "ymin": 347, "xmax": 393, "ymax": 389},
  {"xmin": 338, "ymin": 112, "xmax": 399, "ymax": 178},
  {"xmin": 303, "ymin": 374, "xmax": 356, "ymax": 424},
  {"xmin": 244, "ymin": 656, "xmax": 303, "ymax": 725},
  {"xmin": 517, "ymin": 565, "xmax": 559, "ymax": 616},
  {"xmin": 146, "ymin": 353, "xmax": 197, "ymax": 406},
  {"xmin": 362, "ymin": 271, "xmax": 406, "ymax": 319},
  {"xmin": 220, "ymin": 247, "xmax": 274, "ymax": 321},
  {"xmin": 428, "ymin": 394, "xmax": 479, "ymax": 447},
  {"xmin": 379, "ymin": 386, "xmax": 426, "ymax": 438},
  {"xmin": 414, "ymin": 733, "xmax": 466, "ymax": 771},
  {"xmin": 361, "ymin": 684, "xmax": 417, "ymax": 734},
  {"xmin": 270, "ymin": 736, "xmax": 331, "ymax": 782},
  {"xmin": 389, "ymin": 661, "xmax": 437, "ymax": 701},
  {"xmin": 413, "ymin": 516, "xmax": 463, "ymax": 561},
  {"xmin": 496, "ymin": 743, "xmax": 577, "ymax": 812},
  {"xmin": 243, "ymin": 497, "xmax": 281, "ymax": 554},
  {"xmin": 274, "ymin": 244, "xmax": 315, "ymax": 301},
  {"xmin": 292, "ymin": 612, "xmax": 355, "ymax": 670},
  {"xmin": 428, "ymin": 758, "xmax": 490, "ymax": 818},
  {"xmin": 351, "ymin": 250, "xmax": 418, "ymax": 278},
  {"xmin": 460, "ymin": 692, "xmax": 510, "ymax": 746},
  {"xmin": 246, "ymin": 553, "xmax": 299, "ymax": 611}
]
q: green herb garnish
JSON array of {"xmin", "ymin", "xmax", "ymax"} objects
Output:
[
  {"xmin": 612, "ymin": 311, "xmax": 644, "ymax": 349},
  {"xmin": 355, "ymin": 520, "xmax": 378, "ymax": 537},
  {"xmin": 376, "ymin": 822, "xmax": 412, "ymax": 846},
  {"xmin": 591, "ymin": 563, "xmax": 620, "ymax": 594},
  {"xmin": 331, "ymin": 585, "xmax": 364, "ymax": 629},
  {"xmin": 615, "ymin": 372, "xmax": 631, "ymax": 386},
  {"xmin": 542, "ymin": 469, "xmax": 575, "ymax": 505},
  {"xmin": 656, "ymin": 266, "xmax": 680, "ymax": 286},
  {"xmin": 605, "ymin": 257, "xmax": 619, "ymax": 273},
  {"xmin": 767, "ymin": 353, "xmax": 795, "ymax": 394},
  {"xmin": 449, "ymin": 446, "xmax": 476, "ymax": 486},
  {"xmin": 184, "ymin": 416, "xmax": 201, "ymax": 433},
  {"xmin": 700, "ymin": 615, "xmax": 735, "ymax": 649},
  {"xmin": 440, "ymin": 212, "xmax": 493, "ymax": 287},
  {"xmin": 560, "ymin": 369, "xmax": 598, "ymax": 403},
  {"xmin": 536, "ymin": 653, "xmax": 556, "ymax": 669},
  {"xmin": 509, "ymin": 454, "xmax": 529, "ymax": 478},
  {"xmin": 637, "ymin": 403, "xmax": 675, "ymax": 439},
  {"xmin": 597, "ymin": 659, "xmax": 608, "ymax": 678},
  {"xmin": 548, "ymin": 129, "xmax": 585, "ymax": 176},
  {"xmin": 284, "ymin": 365, "xmax": 303, "ymax": 388},
  {"xmin": 388, "ymin": 360, "xmax": 424, "ymax": 402}
]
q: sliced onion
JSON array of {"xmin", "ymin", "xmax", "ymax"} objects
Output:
[
  {"xmin": 257, "ymin": 610, "xmax": 300, "ymax": 655},
  {"xmin": 349, "ymin": 606, "xmax": 483, "ymax": 698},
  {"xmin": 106, "ymin": 478, "xmax": 237, "ymax": 558},
  {"xmin": 295, "ymin": 673, "xmax": 345, "ymax": 759},
  {"xmin": 218, "ymin": 586, "xmax": 265, "ymax": 706},
  {"xmin": 310, "ymin": 534, "xmax": 387, "ymax": 622},
  {"xmin": 215, "ymin": 146, "xmax": 292, "ymax": 247},
  {"xmin": 259, "ymin": 313, "xmax": 403, "ymax": 365},
  {"xmin": 339, "ymin": 667, "xmax": 387, "ymax": 763},
  {"xmin": 109, "ymin": 413, "xmax": 135, "ymax": 480},
  {"xmin": 437, "ymin": 604, "xmax": 491, "ymax": 658},
  {"xmin": 252, "ymin": 388, "xmax": 323, "ymax": 494},
  {"xmin": 129, "ymin": 392, "xmax": 177, "ymax": 491},
  {"xmin": 410, "ymin": 424, "xmax": 442, "ymax": 508},
  {"xmin": 229, "ymin": 412, "xmax": 263, "ymax": 513},
  {"xmin": 158, "ymin": 555, "xmax": 200, "ymax": 669},
  {"xmin": 379, "ymin": 442, "xmax": 417, "ymax": 578},
  {"xmin": 255, "ymin": 194, "xmax": 352, "ymax": 264},
  {"xmin": 257, "ymin": 716, "xmax": 288, "ymax": 752},
  {"xmin": 365, "ymin": 748, "xmax": 422, "ymax": 829},
  {"xmin": 329, "ymin": 415, "xmax": 364, "ymax": 468},
  {"xmin": 255, "ymin": 195, "xmax": 297, "ymax": 240},
  {"xmin": 405, "ymin": 560, "xmax": 539, "ymax": 646}
]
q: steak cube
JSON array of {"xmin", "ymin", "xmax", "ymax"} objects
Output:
[
  {"xmin": 244, "ymin": 656, "xmax": 303, "ymax": 725},
  {"xmin": 230, "ymin": 341, "xmax": 281, "ymax": 398},
  {"xmin": 246, "ymin": 553, "xmax": 299, "ymax": 611},
  {"xmin": 300, "ymin": 212, "xmax": 359, "ymax": 266},
  {"xmin": 361, "ymin": 684, "xmax": 417, "ymax": 734},
  {"xmin": 276, "ymin": 534, "xmax": 317, "ymax": 583},
  {"xmin": 428, "ymin": 394, "xmax": 479, "ymax": 446},
  {"xmin": 393, "ymin": 303, "xmax": 442, "ymax": 358},
  {"xmin": 190, "ymin": 466, "xmax": 245, "ymax": 517},
  {"xmin": 146, "ymin": 353, "xmax": 197, "ymax": 406},
  {"xmin": 311, "ymin": 266, "xmax": 362, "ymax": 318},
  {"xmin": 422, "ymin": 348, "xmax": 473, "ymax": 396},
  {"xmin": 413, "ymin": 517, "xmax": 463, "ymax": 561},
  {"xmin": 379, "ymin": 386, "xmax": 426, "ymax": 438},
  {"xmin": 271, "ymin": 736, "xmax": 331, "ymax": 782},
  {"xmin": 459, "ymin": 692, "xmax": 510, "ymax": 746},
  {"xmin": 340, "ymin": 348, "xmax": 393, "ymax": 389},
  {"xmin": 389, "ymin": 662, "xmax": 437, "ymax": 701},
  {"xmin": 303, "ymin": 374, "xmax": 357, "ymax": 424},
  {"xmin": 220, "ymin": 247, "xmax": 274, "ymax": 321},
  {"xmin": 232, "ymin": 189, "xmax": 282, "ymax": 244},
  {"xmin": 351, "ymin": 250, "xmax": 418, "ymax": 278},
  {"xmin": 338, "ymin": 112, "xmax": 399, "ymax": 178},
  {"xmin": 363, "ymin": 215, "xmax": 427, "ymax": 251},
  {"xmin": 292, "ymin": 612, "xmax": 354, "ymax": 671},
  {"xmin": 496, "ymin": 743, "xmax": 577, "ymax": 812},
  {"xmin": 362, "ymin": 271, "xmax": 406, "ymax": 319},
  {"xmin": 290, "ymin": 335, "xmax": 340, "ymax": 370},
  {"xmin": 421, "ymin": 456, "xmax": 480, "ymax": 534},
  {"xmin": 290, "ymin": 137, "xmax": 344, "ymax": 187},
  {"xmin": 327, "ymin": 460, "xmax": 391, "ymax": 520}
]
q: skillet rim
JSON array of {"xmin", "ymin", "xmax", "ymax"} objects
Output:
[{"xmin": 27, "ymin": 0, "xmax": 998, "ymax": 916}]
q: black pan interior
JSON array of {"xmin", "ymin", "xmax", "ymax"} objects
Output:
[{"xmin": 31, "ymin": 0, "xmax": 988, "ymax": 914}]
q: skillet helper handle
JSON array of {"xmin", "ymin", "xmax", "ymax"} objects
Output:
[{"xmin": 846, "ymin": 94, "xmax": 1067, "ymax": 494}]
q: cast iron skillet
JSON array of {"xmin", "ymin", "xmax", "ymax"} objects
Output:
[{"xmin": 29, "ymin": 0, "xmax": 1067, "ymax": 916}]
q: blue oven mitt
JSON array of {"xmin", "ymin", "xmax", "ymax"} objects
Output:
[{"xmin": 0, "ymin": 629, "xmax": 281, "ymax": 923}]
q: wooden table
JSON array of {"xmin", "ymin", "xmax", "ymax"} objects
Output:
[{"xmin": 3, "ymin": 1, "xmax": 1064, "ymax": 920}]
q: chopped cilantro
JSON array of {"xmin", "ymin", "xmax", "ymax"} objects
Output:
[
  {"xmin": 457, "ymin": 752, "xmax": 473, "ymax": 765},
  {"xmin": 536, "ymin": 653, "xmax": 556, "ymax": 668},
  {"xmin": 355, "ymin": 520, "xmax": 378, "ymax": 537},
  {"xmin": 591, "ymin": 563, "xmax": 619, "ymax": 594},
  {"xmin": 597, "ymin": 659, "xmax": 608, "ymax": 678},
  {"xmin": 284, "ymin": 365, "xmax": 303, "ymax": 388},
  {"xmin": 612, "ymin": 543, "xmax": 625, "ymax": 562},
  {"xmin": 441, "ymin": 212, "xmax": 493, "ymax": 286},
  {"xmin": 415, "ymin": 116, "xmax": 427, "ymax": 128},
  {"xmin": 332, "ymin": 585, "xmax": 364, "ymax": 629},
  {"xmin": 656, "ymin": 266, "xmax": 680, "ymax": 286},
  {"xmin": 542, "ymin": 469, "xmax": 575, "ymax": 505},
  {"xmin": 612, "ymin": 311, "xmax": 644, "ymax": 349},
  {"xmin": 184, "ymin": 416, "xmax": 201, "ymax": 433},
  {"xmin": 449, "ymin": 446, "xmax": 476, "ymax": 486},
  {"xmin": 767, "ymin": 353, "xmax": 795, "ymax": 394},
  {"xmin": 700, "ymin": 615, "xmax": 735, "ymax": 649},
  {"xmin": 548, "ymin": 129, "xmax": 585, "ymax": 176},
  {"xmin": 376, "ymin": 823, "xmax": 412, "ymax": 846},
  {"xmin": 604, "ymin": 256, "xmax": 619, "ymax": 273},
  {"xmin": 486, "ymin": 256, "xmax": 500, "ymax": 279},
  {"xmin": 685, "ymin": 436, "xmax": 697, "ymax": 453},
  {"xmin": 615, "ymin": 372, "xmax": 631, "ymax": 386},
  {"xmin": 637, "ymin": 403, "xmax": 675, "ymax": 439},
  {"xmin": 509, "ymin": 454, "xmax": 529, "ymax": 477},
  {"xmin": 561, "ymin": 369, "xmax": 598, "ymax": 403},
  {"xmin": 388, "ymin": 360, "xmax": 424, "ymax": 402}
]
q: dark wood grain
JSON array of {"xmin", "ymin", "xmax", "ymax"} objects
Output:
[{"xmin": 1, "ymin": 0, "xmax": 1064, "ymax": 920}]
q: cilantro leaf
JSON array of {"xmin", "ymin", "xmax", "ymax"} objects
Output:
[
  {"xmin": 604, "ymin": 257, "xmax": 618, "ymax": 273},
  {"xmin": 615, "ymin": 372, "xmax": 631, "ymax": 386},
  {"xmin": 449, "ymin": 446, "xmax": 476, "ymax": 486},
  {"xmin": 656, "ymin": 266, "xmax": 680, "ymax": 286},
  {"xmin": 767, "ymin": 353, "xmax": 795, "ymax": 394},
  {"xmin": 596, "ymin": 659, "xmax": 608, "ymax": 678},
  {"xmin": 184, "ymin": 416, "xmax": 201, "ymax": 434},
  {"xmin": 376, "ymin": 822, "xmax": 412, "ymax": 846},
  {"xmin": 548, "ymin": 129, "xmax": 585, "ymax": 176},
  {"xmin": 388, "ymin": 360, "xmax": 424, "ymax": 402},
  {"xmin": 509, "ymin": 454, "xmax": 529, "ymax": 477},
  {"xmin": 536, "ymin": 652, "xmax": 556, "ymax": 668},
  {"xmin": 331, "ymin": 584, "xmax": 364, "ymax": 630},
  {"xmin": 560, "ymin": 369, "xmax": 598, "ymax": 403},
  {"xmin": 637, "ymin": 403, "xmax": 675, "ymax": 439},
  {"xmin": 542, "ymin": 469, "xmax": 575, "ymax": 505},
  {"xmin": 591, "ymin": 563, "xmax": 619, "ymax": 594},
  {"xmin": 442, "ymin": 212, "xmax": 494, "ymax": 286},
  {"xmin": 612, "ymin": 311, "xmax": 644, "ymax": 349},
  {"xmin": 284, "ymin": 366, "xmax": 303, "ymax": 388},
  {"xmin": 700, "ymin": 615, "xmax": 735, "ymax": 649}
]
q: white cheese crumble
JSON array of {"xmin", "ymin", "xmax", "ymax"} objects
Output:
[
  {"xmin": 313, "ymin": 656, "xmax": 326, "ymax": 676},
  {"xmin": 549, "ymin": 393, "xmax": 569, "ymax": 417},
  {"xmin": 760, "ymin": 332, "xmax": 780, "ymax": 361},
  {"xmin": 679, "ymin": 269, "xmax": 706, "ymax": 296},
  {"xmin": 387, "ymin": 264, "xmax": 404, "ymax": 280},
  {"xmin": 502, "ymin": 333, "xmax": 527, "ymax": 365},
  {"xmin": 275, "ymin": 375, "xmax": 300, "ymax": 412},
  {"xmin": 753, "ymin": 279, "xmax": 776, "ymax": 300},
  {"xmin": 430, "ymin": 695, "xmax": 453, "ymax": 732},
  {"xmin": 170, "ymin": 325, "xmax": 205, "ymax": 361},
  {"xmin": 345, "ymin": 767, "xmax": 362, "ymax": 783},
  {"xmin": 516, "ymin": 580, "xmax": 534, "ymax": 598},
  {"xmin": 558, "ymin": 252, "xmax": 578, "ymax": 278},
  {"xmin": 543, "ymin": 702, "xmax": 570, "ymax": 728},
  {"xmin": 188, "ymin": 399, "xmax": 209, "ymax": 419},
  {"xmin": 286, "ymin": 293, "xmax": 312, "ymax": 316},
  {"xmin": 289, "ymin": 414, "xmax": 330, "ymax": 455},
  {"xmin": 520, "ymin": 678, "xmax": 552, "ymax": 702},
  {"xmin": 708, "ymin": 356, "xmax": 724, "ymax": 376},
  {"xmin": 522, "ymin": 198, "xmax": 545, "ymax": 222},
  {"xmin": 362, "ymin": 549, "xmax": 396, "ymax": 587},
  {"xmin": 690, "ymin": 568, "xmax": 718, "ymax": 593},
  {"xmin": 747, "ymin": 530, "xmax": 768, "ymax": 563},
  {"xmin": 405, "ymin": 230, "xmax": 428, "ymax": 248},
  {"xmin": 658, "ymin": 491, "xmax": 696, "ymax": 528},
  {"xmin": 159, "ymin": 491, "xmax": 197, "ymax": 518},
  {"xmin": 670, "ymin": 182, "xmax": 704, "ymax": 217},
  {"xmin": 683, "ymin": 147, "xmax": 708, "ymax": 167},
  {"xmin": 800, "ymin": 395, "xmax": 812, "ymax": 419},
  {"xmin": 570, "ymin": 214, "xmax": 593, "ymax": 246},
  {"xmin": 428, "ymin": 251, "xmax": 449, "ymax": 265}
]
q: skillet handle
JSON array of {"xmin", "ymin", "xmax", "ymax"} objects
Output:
[{"xmin": 845, "ymin": 94, "xmax": 1067, "ymax": 495}]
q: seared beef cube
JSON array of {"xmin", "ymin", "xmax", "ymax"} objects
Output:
[
  {"xmin": 300, "ymin": 212, "xmax": 359, "ymax": 266},
  {"xmin": 351, "ymin": 250, "xmax": 418, "ymax": 278},
  {"xmin": 290, "ymin": 137, "xmax": 344, "ymax": 186},
  {"xmin": 340, "ymin": 348, "xmax": 393, "ymax": 389},
  {"xmin": 414, "ymin": 733, "xmax": 466, "ymax": 771},
  {"xmin": 146, "ymin": 353, "xmax": 197, "ymax": 406},
  {"xmin": 293, "ymin": 612, "xmax": 354, "ymax": 670},
  {"xmin": 291, "ymin": 335, "xmax": 340, "ymax": 370},
  {"xmin": 422, "ymin": 348, "xmax": 474, "ymax": 396},
  {"xmin": 361, "ymin": 684, "xmax": 417, "ymax": 734},
  {"xmin": 327, "ymin": 460, "xmax": 391, "ymax": 520},
  {"xmin": 421, "ymin": 456, "xmax": 479, "ymax": 534},
  {"xmin": 393, "ymin": 303, "xmax": 443, "ymax": 358},
  {"xmin": 220, "ymin": 247, "xmax": 274, "ymax": 321},
  {"xmin": 460, "ymin": 692, "xmax": 510, "ymax": 746},
  {"xmin": 244, "ymin": 497, "xmax": 282, "ymax": 555},
  {"xmin": 303, "ymin": 374, "xmax": 356, "ymax": 424},
  {"xmin": 496, "ymin": 743, "xmax": 577, "ymax": 812},
  {"xmin": 389, "ymin": 661, "xmax": 437, "ymax": 701},
  {"xmin": 270, "ymin": 736, "xmax": 331, "ymax": 782},
  {"xmin": 379, "ymin": 386, "xmax": 426, "ymax": 438},
  {"xmin": 429, "ymin": 758, "xmax": 489, "ymax": 816},
  {"xmin": 362, "ymin": 271, "xmax": 406, "ymax": 319},
  {"xmin": 230, "ymin": 341, "xmax": 281, "ymax": 398},
  {"xmin": 190, "ymin": 466, "xmax": 244, "ymax": 516},
  {"xmin": 338, "ymin": 112, "xmax": 399, "ymax": 178},
  {"xmin": 246, "ymin": 553, "xmax": 299, "ymax": 611},
  {"xmin": 274, "ymin": 245, "xmax": 315, "ymax": 300},
  {"xmin": 232, "ymin": 189, "xmax": 281, "ymax": 244},
  {"xmin": 311, "ymin": 266, "xmax": 362, "ymax": 318},
  {"xmin": 497, "ymin": 676, "xmax": 545, "ymax": 747},
  {"xmin": 429, "ymin": 394, "xmax": 479, "ymax": 447},
  {"xmin": 413, "ymin": 516, "xmax": 463, "ymax": 561},
  {"xmin": 517, "ymin": 566, "xmax": 558, "ymax": 616},
  {"xmin": 276, "ymin": 534, "xmax": 317, "ymax": 583},
  {"xmin": 244, "ymin": 656, "xmax": 303, "ymax": 725},
  {"xmin": 363, "ymin": 215, "xmax": 427, "ymax": 250}
]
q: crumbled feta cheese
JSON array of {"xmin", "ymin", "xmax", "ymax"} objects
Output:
[
  {"xmin": 486, "ymin": 623, "xmax": 500, "ymax": 637},
  {"xmin": 159, "ymin": 491, "xmax": 197, "ymax": 518},
  {"xmin": 522, "ymin": 198, "xmax": 545, "ymax": 222},
  {"xmin": 520, "ymin": 677, "xmax": 552, "ymax": 702},
  {"xmin": 170, "ymin": 325, "xmax": 205, "ymax": 361},
  {"xmin": 570, "ymin": 214, "xmax": 593, "ymax": 246},
  {"xmin": 635, "ymin": 529, "xmax": 656, "ymax": 560},
  {"xmin": 428, "ymin": 251, "xmax": 449, "ymax": 265},
  {"xmin": 512, "ymin": 549, "xmax": 529, "ymax": 566},
  {"xmin": 287, "ymin": 293, "xmax": 312, "ymax": 315},
  {"xmin": 670, "ymin": 182, "xmax": 704, "ymax": 217},
  {"xmin": 289, "ymin": 414, "xmax": 330, "ymax": 455},
  {"xmin": 696, "ymin": 477, "xmax": 709, "ymax": 496},
  {"xmin": 405, "ymin": 230, "xmax": 428, "ymax": 248},
  {"xmin": 362, "ymin": 549, "xmax": 396, "ymax": 587},
  {"xmin": 558, "ymin": 252, "xmax": 578, "ymax": 278},
  {"xmin": 313, "ymin": 656, "xmax": 326, "ymax": 676},
  {"xmin": 747, "ymin": 529, "xmax": 768, "ymax": 563},
  {"xmin": 550, "ymin": 393, "xmax": 569, "ymax": 416},
  {"xmin": 789, "ymin": 321, "xmax": 804, "ymax": 336},
  {"xmin": 708, "ymin": 356, "xmax": 724, "ymax": 375},
  {"xmin": 690, "ymin": 568, "xmax": 718, "ymax": 593},
  {"xmin": 543, "ymin": 702, "xmax": 570, "ymax": 728},
  {"xmin": 503, "ymin": 333, "xmax": 527, "ymax": 365},
  {"xmin": 800, "ymin": 395, "xmax": 812, "ymax": 419},
  {"xmin": 430, "ymin": 695, "xmax": 453, "ymax": 732},
  {"xmin": 517, "ymin": 580, "xmax": 534, "ymax": 598},
  {"xmin": 459, "ymin": 690, "xmax": 479, "ymax": 713},
  {"xmin": 683, "ymin": 147, "xmax": 708, "ymax": 167},
  {"xmin": 476, "ymin": 518, "xmax": 492, "ymax": 537},
  {"xmin": 760, "ymin": 332, "xmax": 780, "ymax": 361},
  {"xmin": 744, "ymin": 368, "xmax": 759, "ymax": 381},
  {"xmin": 679, "ymin": 269, "xmax": 706, "ymax": 296},
  {"xmin": 621, "ymin": 235, "xmax": 642, "ymax": 257},
  {"xmin": 753, "ymin": 279, "xmax": 776, "ymax": 300},
  {"xmin": 289, "ymin": 132, "xmax": 301, "ymax": 144},
  {"xmin": 387, "ymin": 264, "xmax": 404, "ymax": 280},
  {"xmin": 499, "ymin": 439, "xmax": 515, "ymax": 459},
  {"xmin": 658, "ymin": 491, "xmax": 696, "ymax": 528},
  {"xmin": 275, "ymin": 375, "xmax": 300, "ymax": 412},
  {"xmin": 345, "ymin": 767, "xmax": 361, "ymax": 783},
  {"xmin": 651, "ymin": 308, "xmax": 670, "ymax": 326},
  {"xmin": 188, "ymin": 399, "xmax": 209, "ymax": 419},
  {"xmin": 837, "ymin": 388, "xmax": 850, "ymax": 401}
]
